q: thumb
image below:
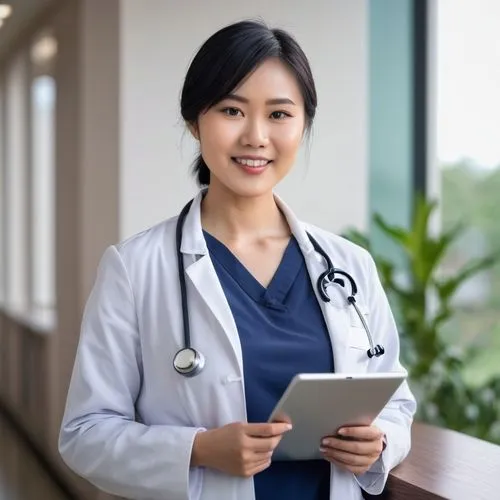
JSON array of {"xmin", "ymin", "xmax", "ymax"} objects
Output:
[{"xmin": 245, "ymin": 422, "xmax": 293, "ymax": 438}]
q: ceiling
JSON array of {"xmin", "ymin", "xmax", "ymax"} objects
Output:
[{"xmin": 0, "ymin": 0, "xmax": 55, "ymax": 61}]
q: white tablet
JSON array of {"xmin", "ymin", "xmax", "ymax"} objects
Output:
[{"xmin": 267, "ymin": 372, "xmax": 406, "ymax": 461}]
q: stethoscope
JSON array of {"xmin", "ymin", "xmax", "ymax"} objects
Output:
[{"xmin": 173, "ymin": 199, "xmax": 385, "ymax": 377}]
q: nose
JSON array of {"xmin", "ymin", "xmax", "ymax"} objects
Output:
[{"xmin": 240, "ymin": 117, "xmax": 269, "ymax": 148}]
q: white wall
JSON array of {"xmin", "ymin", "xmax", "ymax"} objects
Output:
[{"xmin": 120, "ymin": 0, "xmax": 368, "ymax": 239}]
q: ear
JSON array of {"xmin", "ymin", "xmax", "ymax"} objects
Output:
[{"xmin": 187, "ymin": 121, "xmax": 200, "ymax": 141}]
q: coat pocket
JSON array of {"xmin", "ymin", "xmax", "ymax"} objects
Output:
[{"xmin": 347, "ymin": 306, "xmax": 371, "ymax": 350}]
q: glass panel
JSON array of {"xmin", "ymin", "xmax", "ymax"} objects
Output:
[
  {"xmin": 438, "ymin": 0, "xmax": 500, "ymax": 387},
  {"xmin": 30, "ymin": 32, "xmax": 57, "ymax": 316},
  {"xmin": 31, "ymin": 75, "xmax": 56, "ymax": 310},
  {"xmin": 5, "ymin": 54, "xmax": 28, "ymax": 311}
]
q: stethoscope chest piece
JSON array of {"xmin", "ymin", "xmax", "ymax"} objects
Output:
[{"xmin": 173, "ymin": 347, "xmax": 205, "ymax": 377}]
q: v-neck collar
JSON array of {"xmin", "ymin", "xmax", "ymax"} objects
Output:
[
  {"xmin": 179, "ymin": 189, "xmax": 315, "ymax": 258},
  {"xmin": 203, "ymin": 231, "xmax": 304, "ymax": 310}
]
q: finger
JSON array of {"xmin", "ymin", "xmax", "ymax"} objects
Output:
[
  {"xmin": 245, "ymin": 457, "xmax": 272, "ymax": 477},
  {"xmin": 321, "ymin": 437, "xmax": 383, "ymax": 456},
  {"xmin": 321, "ymin": 448, "xmax": 375, "ymax": 468},
  {"xmin": 245, "ymin": 422, "xmax": 292, "ymax": 438},
  {"xmin": 269, "ymin": 413, "xmax": 292, "ymax": 425},
  {"xmin": 326, "ymin": 457, "xmax": 369, "ymax": 476},
  {"xmin": 253, "ymin": 454, "xmax": 273, "ymax": 467},
  {"xmin": 248, "ymin": 435, "xmax": 283, "ymax": 453},
  {"xmin": 336, "ymin": 425, "xmax": 384, "ymax": 441},
  {"xmin": 242, "ymin": 451, "xmax": 272, "ymax": 467}
]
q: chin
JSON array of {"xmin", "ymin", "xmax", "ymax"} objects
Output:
[
  {"xmin": 209, "ymin": 170, "xmax": 276, "ymax": 199},
  {"xmin": 226, "ymin": 186, "xmax": 274, "ymax": 199},
  {"xmin": 225, "ymin": 178, "xmax": 278, "ymax": 199}
]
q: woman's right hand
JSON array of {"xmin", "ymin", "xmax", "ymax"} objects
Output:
[{"xmin": 191, "ymin": 422, "xmax": 292, "ymax": 477}]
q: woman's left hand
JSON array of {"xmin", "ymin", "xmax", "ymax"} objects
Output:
[{"xmin": 320, "ymin": 425, "xmax": 385, "ymax": 475}]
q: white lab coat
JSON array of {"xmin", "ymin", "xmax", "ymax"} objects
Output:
[{"xmin": 59, "ymin": 190, "xmax": 416, "ymax": 500}]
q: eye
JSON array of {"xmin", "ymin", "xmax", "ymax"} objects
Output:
[
  {"xmin": 270, "ymin": 111, "xmax": 291, "ymax": 120},
  {"xmin": 221, "ymin": 107, "xmax": 242, "ymax": 117}
]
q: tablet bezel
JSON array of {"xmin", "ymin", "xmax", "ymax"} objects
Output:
[{"xmin": 267, "ymin": 372, "xmax": 407, "ymax": 461}]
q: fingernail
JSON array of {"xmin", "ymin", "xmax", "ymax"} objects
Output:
[
  {"xmin": 319, "ymin": 447, "xmax": 327, "ymax": 453},
  {"xmin": 285, "ymin": 424, "xmax": 293, "ymax": 431},
  {"xmin": 338, "ymin": 428, "xmax": 346, "ymax": 436},
  {"xmin": 321, "ymin": 438, "xmax": 329, "ymax": 446}
]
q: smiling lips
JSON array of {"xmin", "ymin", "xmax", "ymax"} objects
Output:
[{"xmin": 232, "ymin": 156, "xmax": 272, "ymax": 175}]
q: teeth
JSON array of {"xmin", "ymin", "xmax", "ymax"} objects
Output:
[{"xmin": 234, "ymin": 158, "xmax": 269, "ymax": 167}]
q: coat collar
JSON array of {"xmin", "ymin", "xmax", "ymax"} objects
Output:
[
  {"xmin": 177, "ymin": 189, "xmax": 353, "ymax": 375},
  {"xmin": 178, "ymin": 190, "xmax": 208, "ymax": 256},
  {"xmin": 179, "ymin": 189, "xmax": 315, "ymax": 256}
]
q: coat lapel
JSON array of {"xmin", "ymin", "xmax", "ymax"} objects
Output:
[
  {"xmin": 184, "ymin": 255, "xmax": 243, "ymax": 372},
  {"xmin": 275, "ymin": 194, "xmax": 352, "ymax": 374},
  {"xmin": 179, "ymin": 191, "xmax": 243, "ymax": 374}
]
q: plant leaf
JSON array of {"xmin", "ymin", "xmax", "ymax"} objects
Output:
[
  {"xmin": 415, "ymin": 222, "xmax": 465, "ymax": 285},
  {"xmin": 373, "ymin": 214, "xmax": 411, "ymax": 249},
  {"xmin": 410, "ymin": 195, "xmax": 436, "ymax": 258},
  {"xmin": 342, "ymin": 228, "xmax": 371, "ymax": 251},
  {"xmin": 435, "ymin": 250, "xmax": 500, "ymax": 300}
]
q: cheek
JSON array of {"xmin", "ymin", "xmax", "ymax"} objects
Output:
[
  {"xmin": 274, "ymin": 126, "xmax": 304, "ymax": 157},
  {"xmin": 198, "ymin": 118, "xmax": 238, "ymax": 155}
]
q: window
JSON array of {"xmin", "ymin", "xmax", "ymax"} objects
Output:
[
  {"xmin": 30, "ymin": 32, "xmax": 57, "ymax": 315},
  {"xmin": 5, "ymin": 53, "xmax": 28, "ymax": 311},
  {"xmin": 437, "ymin": 0, "xmax": 500, "ymax": 386},
  {"xmin": 30, "ymin": 74, "xmax": 56, "ymax": 310}
]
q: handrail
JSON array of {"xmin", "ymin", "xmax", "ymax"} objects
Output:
[
  {"xmin": 384, "ymin": 422, "xmax": 500, "ymax": 499},
  {"xmin": 0, "ymin": 304, "xmax": 56, "ymax": 334}
]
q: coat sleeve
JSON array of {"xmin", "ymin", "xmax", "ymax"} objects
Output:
[
  {"xmin": 354, "ymin": 252, "xmax": 417, "ymax": 495},
  {"xmin": 59, "ymin": 246, "xmax": 204, "ymax": 500}
]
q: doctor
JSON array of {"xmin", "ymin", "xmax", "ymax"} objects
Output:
[{"xmin": 59, "ymin": 19, "xmax": 416, "ymax": 500}]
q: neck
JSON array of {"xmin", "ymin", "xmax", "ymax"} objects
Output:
[{"xmin": 200, "ymin": 184, "xmax": 289, "ymax": 240}]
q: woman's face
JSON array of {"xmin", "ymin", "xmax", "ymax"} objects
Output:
[{"xmin": 193, "ymin": 58, "xmax": 306, "ymax": 199}]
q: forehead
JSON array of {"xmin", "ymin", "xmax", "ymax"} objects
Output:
[{"xmin": 232, "ymin": 58, "xmax": 304, "ymax": 104}]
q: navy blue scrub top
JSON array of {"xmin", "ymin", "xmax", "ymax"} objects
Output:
[{"xmin": 204, "ymin": 232, "xmax": 334, "ymax": 500}]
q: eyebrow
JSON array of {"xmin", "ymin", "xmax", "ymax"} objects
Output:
[{"xmin": 224, "ymin": 94, "xmax": 296, "ymax": 106}]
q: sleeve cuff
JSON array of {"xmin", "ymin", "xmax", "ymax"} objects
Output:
[{"xmin": 353, "ymin": 433, "xmax": 388, "ymax": 493}]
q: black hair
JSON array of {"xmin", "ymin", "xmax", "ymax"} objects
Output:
[{"xmin": 180, "ymin": 19, "xmax": 318, "ymax": 186}]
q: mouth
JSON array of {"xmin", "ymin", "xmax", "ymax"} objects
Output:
[
  {"xmin": 231, "ymin": 157, "xmax": 273, "ymax": 176},
  {"xmin": 232, "ymin": 157, "xmax": 272, "ymax": 168}
]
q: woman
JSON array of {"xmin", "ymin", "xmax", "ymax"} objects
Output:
[{"xmin": 59, "ymin": 20, "xmax": 416, "ymax": 500}]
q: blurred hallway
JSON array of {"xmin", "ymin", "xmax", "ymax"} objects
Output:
[
  {"xmin": 0, "ymin": 2, "xmax": 374, "ymax": 496},
  {"xmin": 0, "ymin": 409, "xmax": 70, "ymax": 500}
]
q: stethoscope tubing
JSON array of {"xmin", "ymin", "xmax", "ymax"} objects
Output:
[{"xmin": 173, "ymin": 199, "xmax": 385, "ymax": 376}]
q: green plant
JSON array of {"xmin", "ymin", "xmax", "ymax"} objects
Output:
[{"xmin": 344, "ymin": 196, "xmax": 500, "ymax": 444}]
